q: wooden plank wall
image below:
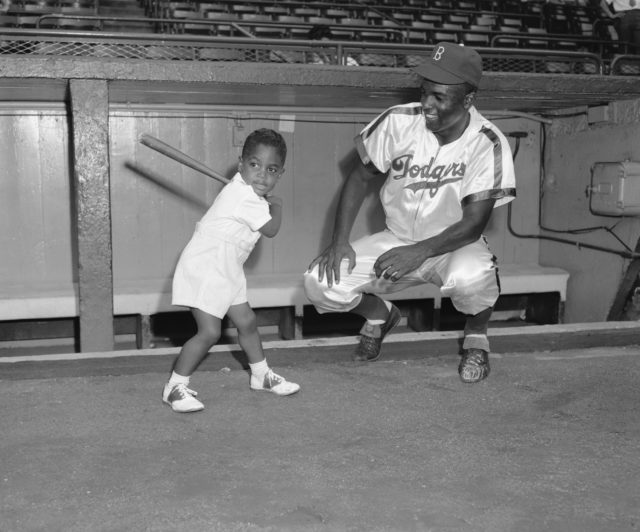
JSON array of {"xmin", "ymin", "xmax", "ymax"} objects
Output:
[
  {"xmin": 0, "ymin": 104, "xmax": 541, "ymax": 301},
  {"xmin": 0, "ymin": 107, "xmax": 75, "ymax": 289}
]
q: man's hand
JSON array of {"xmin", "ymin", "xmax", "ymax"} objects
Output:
[
  {"xmin": 374, "ymin": 198, "xmax": 495, "ymax": 281},
  {"xmin": 307, "ymin": 241, "xmax": 356, "ymax": 287},
  {"xmin": 373, "ymin": 243, "xmax": 427, "ymax": 282}
]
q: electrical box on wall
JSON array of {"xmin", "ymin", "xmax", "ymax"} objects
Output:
[{"xmin": 589, "ymin": 161, "xmax": 640, "ymax": 216}]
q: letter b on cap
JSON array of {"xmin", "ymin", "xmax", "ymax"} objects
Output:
[{"xmin": 433, "ymin": 46, "xmax": 445, "ymax": 61}]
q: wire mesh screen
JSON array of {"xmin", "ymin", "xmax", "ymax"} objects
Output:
[
  {"xmin": 0, "ymin": 34, "xmax": 604, "ymax": 74},
  {"xmin": 610, "ymin": 55, "xmax": 640, "ymax": 76}
]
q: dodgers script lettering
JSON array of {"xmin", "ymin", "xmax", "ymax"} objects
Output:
[{"xmin": 390, "ymin": 154, "xmax": 465, "ymax": 197}]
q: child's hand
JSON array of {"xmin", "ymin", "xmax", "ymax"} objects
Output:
[{"xmin": 267, "ymin": 195, "xmax": 282, "ymax": 207}]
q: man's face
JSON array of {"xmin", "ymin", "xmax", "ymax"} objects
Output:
[{"xmin": 420, "ymin": 80, "xmax": 474, "ymax": 143}]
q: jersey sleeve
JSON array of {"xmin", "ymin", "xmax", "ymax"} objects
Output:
[
  {"xmin": 233, "ymin": 187, "xmax": 272, "ymax": 232},
  {"xmin": 354, "ymin": 109, "xmax": 396, "ymax": 174},
  {"xmin": 461, "ymin": 126, "xmax": 516, "ymax": 208}
]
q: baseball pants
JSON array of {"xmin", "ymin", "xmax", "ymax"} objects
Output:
[{"xmin": 304, "ymin": 230, "xmax": 500, "ymax": 317}]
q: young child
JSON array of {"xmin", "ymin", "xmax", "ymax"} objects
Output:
[{"xmin": 163, "ymin": 128, "xmax": 300, "ymax": 413}]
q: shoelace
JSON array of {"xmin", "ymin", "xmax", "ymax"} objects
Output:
[
  {"xmin": 360, "ymin": 335, "xmax": 379, "ymax": 350},
  {"xmin": 172, "ymin": 383, "xmax": 198, "ymax": 398},
  {"xmin": 265, "ymin": 370, "xmax": 283, "ymax": 386},
  {"xmin": 463, "ymin": 350, "xmax": 487, "ymax": 367}
]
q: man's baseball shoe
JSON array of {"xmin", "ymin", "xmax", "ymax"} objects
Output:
[
  {"xmin": 458, "ymin": 348, "xmax": 490, "ymax": 383},
  {"xmin": 353, "ymin": 303, "xmax": 401, "ymax": 362}
]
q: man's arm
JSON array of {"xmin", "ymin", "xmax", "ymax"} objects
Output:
[
  {"xmin": 373, "ymin": 198, "xmax": 496, "ymax": 281},
  {"xmin": 307, "ymin": 157, "xmax": 380, "ymax": 286}
]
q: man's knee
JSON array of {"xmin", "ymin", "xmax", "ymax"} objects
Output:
[
  {"xmin": 303, "ymin": 269, "xmax": 360, "ymax": 313},
  {"xmin": 303, "ymin": 269, "xmax": 325, "ymax": 307},
  {"xmin": 441, "ymin": 269, "xmax": 499, "ymax": 316}
]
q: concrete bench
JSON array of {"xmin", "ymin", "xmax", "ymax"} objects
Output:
[{"xmin": 0, "ymin": 263, "xmax": 569, "ymax": 348}]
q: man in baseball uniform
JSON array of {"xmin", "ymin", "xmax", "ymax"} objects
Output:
[{"xmin": 304, "ymin": 42, "xmax": 516, "ymax": 383}]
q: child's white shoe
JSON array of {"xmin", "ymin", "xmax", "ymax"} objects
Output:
[
  {"xmin": 250, "ymin": 369, "xmax": 300, "ymax": 396},
  {"xmin": 162, "ymin": 382, "xmax": 205, "ymax": 413}
]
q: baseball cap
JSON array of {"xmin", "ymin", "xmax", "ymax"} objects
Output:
[{"xmin": 413, "ymin": 42, "xmax": 483, "ymax": 87}]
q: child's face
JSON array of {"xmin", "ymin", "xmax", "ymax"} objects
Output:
[{"xmin": 238, "ymin": 144, "xmax": 284, "ymax": 197}]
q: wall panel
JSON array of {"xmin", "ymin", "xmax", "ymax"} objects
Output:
[
  {"xmin": 0, "ymin": 107, "xmax": 73, "ymax": 288},
  {"xmin": 542, "ymin": 113, "xmax": 640, "ymax": 322}
]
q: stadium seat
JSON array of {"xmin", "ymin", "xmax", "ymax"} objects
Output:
[
  {"xmin": 204, "ymin": 11, "xmax": 238, "ymax": 36},
  {"xmin": 440, "ymin": 22, "xmax": 464, "ymax": 31},
  {"xmin": 411, "ymin": 20, "xmax": 438, "ymax": 31},
  {"xmin": 230, "ymin": 4, "xmax": 259, "ymax": 15},
  {"xmin": 364, "ymin": 10, "xmax": 383, "ymax": 24},
  {"xmin": 408, "ymin": 30, "xmax": 429, "ymax": 44},
  {"xmin": 0, "ymin": 15, "xmax": 17, "ymax": 27},
  {"xmin": 524, "ymin": 27, "xmax": 548, "ymax": 49},
  {"xmin": 446, "ymin": 14, "xmax": 471, "ymax": 26},
  {"xmin": 419, "ymin": 13, "xmax": 445, "ymax": 25},
  {"xmin": 293, "ymin": 7, "xmax": 320, "ymax": 19},
  {"xmin": 431, "ymin": 31, "xmax": 458, "ymax": 43},
  {"xmin": 263, "ymin": 6, "xmax": 289, "ymax": 17},
  {"xmin": 341, "ymin": 18, "xmax": 367, "ymax": 27},
  {"xmin": 307, "ymin": 16, "xmax": 334, "ymax": 26},
  {"xmin": 499, "ymin": 16, "xmax": 524, "ymax": 30},
  {"xmin": 276, "ymin": 15, "xmax": 304, "ymax": 24},
  {"xmin": 56, "ymin": 18, "xmax": 102, "ymax": 31},
  {"xmin": 197, "ymin": 2, "xmax": 227, "ymax": 15},
  {"xmin": 240, "ymin": 14, "xmax": 271, "ymax": 23},
  {"xmin": 324, "ymin": 9, "xmax": 349, "ymax": 21},
  {"xmin": 578, "ymin": 22, "xmax": 594, "ymax": 37},
  {"xmin": 15, "ymin": 15, "xmax": 40, "ymax": 27},
  {"xmin": 461, "ymin": 32, "xmax": 490, "ymax": 47},
  {"xmin": 473, "ymin": 14, "xmax": 497, "ymax": 28},
  {"xmin": 392, "ymin": 12, "xmax": 415, "ymax": 24},
  {"xmin": 382, "ymin": 19, "xmax": 403, "ymax": 28},
  {"xmin": 493, "ymin": 25, "xmax": 520, "ymax": 47},
  {"xmin": 171, "ymin": 8, "xmax": 199, "ymax": 19},
  {"xmin": 359, "ymin": 30, "xmax": 392, "ymax": 42}
]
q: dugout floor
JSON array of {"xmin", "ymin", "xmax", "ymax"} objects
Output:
[{"xmin": 1, "ymin": 330, "xmax": 639, "ymax": 532}]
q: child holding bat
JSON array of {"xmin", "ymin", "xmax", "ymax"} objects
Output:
[{"xmin": 163, "ymin": 128, "xmax": 300, "ymax": 413}]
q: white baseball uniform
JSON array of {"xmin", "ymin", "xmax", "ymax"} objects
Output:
[
  {"xmin": 172, "ymin": 173, "xmax": 271, "ymax": 318},
  {"xmin": 304, "ymin": 103, "xmax": 516, "ymax": 316}
]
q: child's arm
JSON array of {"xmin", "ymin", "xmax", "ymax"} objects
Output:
[{"xmin": 259, "ymin": 196, "xmax": 282, "ymax": 238}]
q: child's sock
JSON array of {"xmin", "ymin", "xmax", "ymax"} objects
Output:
[
  {"xmin": 168, "ymin": 371, "xmax": 190, "ymax": 386},
  {"xmin": 249, "ymin": 359, "xmax": 269, "ymax": 380},
  {"xmin": 367, "ymin": 300, "xmax": 393, "ymax": 325}
]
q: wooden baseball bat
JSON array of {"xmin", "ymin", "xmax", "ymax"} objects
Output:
[{"xmin": 139, "ymin": 133, "xmax": 231, "ymax": 185}]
